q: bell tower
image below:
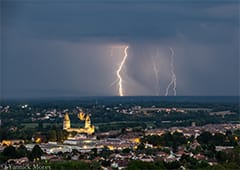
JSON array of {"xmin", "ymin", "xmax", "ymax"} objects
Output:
[
  {"xmin": 63, "ymin": 113, "xmax": 71, "ymax": 130},
  {"xmin": 85, "ymin": 114, "xmax": 91, "ymax": 129}
]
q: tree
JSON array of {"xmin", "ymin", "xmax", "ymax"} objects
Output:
[
  {"xmin": 0, "ymin": 128, "xmax": 8, "ymax": 141},
  {"xmin": 31, "ymin": 145, "xmax": 43, "ymax": 160},
  {"xmin": 91, "ymin": 148, "xmax": 98, "ymax": 157},
  {"xmin": 56, "ymin": 130, "xmax": 67, "ymax": 142},
  {"xmin": 2, "ymin": 145, "xmax": 17, "ymax": 158},
  {"xmin": 216, "ymin": 151, "xmax": 228, "ymax": 163},
  {"xmin": 137, "ymin": 142, "xmax": 145, "ymax": 150},
  {"xmin": 27, "ymin": 152, "xmax": 34, "ymax": 162},
  {"xmin": 212, "ymin": 133, "xmax": 225, "ymax": 145},
  {"xmin": 38, "ymin": 122, "xmax": 43, "ymax": 130},
  {"xmin": 122, "ymin": 148, "xmax": 131, "ymax": 154},
  {"xmin": 48, "ymin": 130, "xmax": 57, "ymax": 142},
  {"xmin": 164, "ymin": 161, "xmax": 180, "ymax": 170},
  {"xmin": 17, "ymin": 145, "xmax": 28, "ymax": 158},
  {"xmin": 100, "ymin": 146, "xmax": 111, "ymax": 159},
  {"xmin": 127, "ymin": 160, "xmax": 165, "ymax": 170},
  {"xmin": 197, "ymin": 131, "xmax": 212, "ymax": 144}
]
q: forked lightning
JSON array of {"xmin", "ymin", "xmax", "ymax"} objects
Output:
[
  {"xmin": 116, "ymin": 46, "xmax": 129, "ymax": 96},
  {"xmin": 165, "ymin": 47, "xmax": 177, "ymax": 96}
]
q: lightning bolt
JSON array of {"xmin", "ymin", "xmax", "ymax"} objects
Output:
[
  {"xmin": 151, "ymin": 49, "xmax": 161, "ymax": 96},
  {"xmin": 165, "ymin": 47, "xmax": 177, "ymax": 96},
  {"xmin": 108, "ymin": 47, "xmax": 119, "ymax": 88},
  {"xmin": 152, "ymin": 56, "xmax": 160, "ymax": 95},
  {"xmin": 116, "ymin": 46, "xmax": 129, "ymax": 96}
]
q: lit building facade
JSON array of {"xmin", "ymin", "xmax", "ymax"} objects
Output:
[{"xmin": 63, "ymin": 112, "xmax": 95, "ymax": 135}]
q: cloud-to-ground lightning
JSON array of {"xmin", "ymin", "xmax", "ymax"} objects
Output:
[
  {"xmin": 108, "ymin": 47, "xmax": 119, "ymax": 88},
  {"xmin": 151, "ymin": 48, "xmax": 161, "ymax": 96},
  {"xmin": 165, "ymin": 47, "xmax": 177, "ymax": 96},
  {"xmin": 116, "ymin": 46, "xmax": 129, "ymax": 96},
  {"xmin": 152, "ymin": 56, "xmax": 160, "ymax": 95}
]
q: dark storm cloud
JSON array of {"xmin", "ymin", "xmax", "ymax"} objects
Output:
[
  {"xmin": 1, "ymin": 0, "xmax": 239, "ymax": 98},
  {"xmin": 2, "ymin": 0, "xmax": 238, "ymax": 42}
]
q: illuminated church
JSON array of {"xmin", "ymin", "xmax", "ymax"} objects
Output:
[{"xmin": 63, "ymin": 112, "xmax": 95, "ymax": 135}]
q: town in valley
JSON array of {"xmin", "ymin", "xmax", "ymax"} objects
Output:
[{"xmin": 0, "ymin": 97, "xmax": 239, "ymax": 170}]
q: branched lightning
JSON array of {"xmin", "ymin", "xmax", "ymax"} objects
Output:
[
  {"xmin": 116, "ymin": 46, "xmax": 129, "ymax": 96},
  {"xmin": 151, "ymin": 49, "xmax": 161, "ymax": 96},
  {"xmin": 109, "ymin": 47, "xmax": 118, "ymax": 88},
  {"xmin": 110, "ymin": 78, "xmax": 118, "ymax": 87},
  {"xmin": 165, "ymin": 47, "xmax": 177, "ymax": 96}
]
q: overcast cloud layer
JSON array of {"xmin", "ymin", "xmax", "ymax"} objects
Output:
[{"xmin": 1, "ymin": 0, "xmax": 239, "ymax": 99}]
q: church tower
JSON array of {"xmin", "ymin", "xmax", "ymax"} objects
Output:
[
  {"xmin": 63, "ymin": 113, "xmax": 71, "ymax": 130},
  {"xmin": 62, "ymin": 112, "xmax": 95, "ymax": 135},
  {"xmin": 85, "ymin": 114, "xmax": 91, "ymax": 129}
]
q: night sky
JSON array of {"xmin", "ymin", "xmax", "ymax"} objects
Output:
[{"xmin": 1, "ymin": 0, "xmax": 239, "ymax": 99}]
